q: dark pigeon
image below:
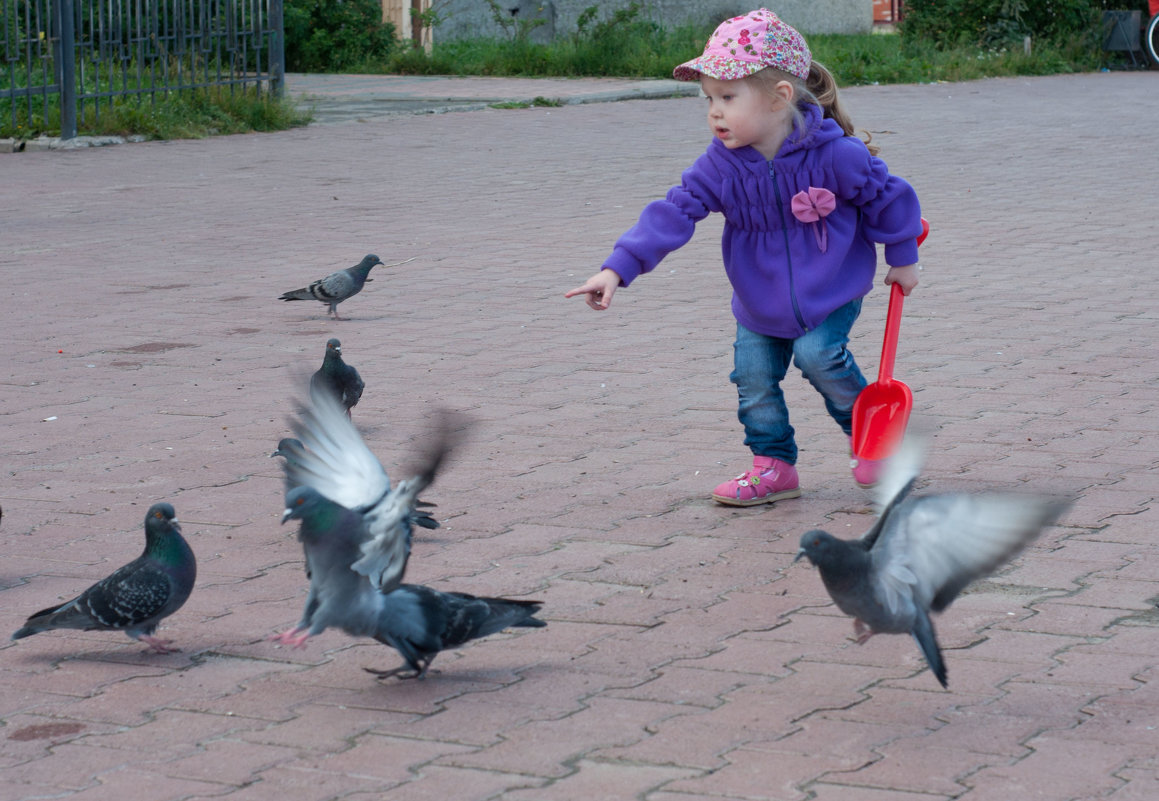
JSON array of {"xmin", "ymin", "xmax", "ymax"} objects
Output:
[
  {"xmin": 366, "ymin": 584, "xmax": 546, "ymax": 680},
  {"xmin": 12, "ymin": 503, "xmax": 196, "ymax": 653},
  {"xmin": 794, "ymin": 438, "xmax": 1069, "ymax": 688},
  {"xmin": 271, "ymin": 392, "xmax": 466, "ymax": 648},
  {"xmin": 278, "ymin": 254, "xmax": 384, "ymax": 319},
  {"xmin": 310, "ymin": 339, "xmax": 364, "ymax": 417}
]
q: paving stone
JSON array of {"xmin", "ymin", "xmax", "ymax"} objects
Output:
[{"xmin": 2, "ymin": 71, "xmax": 1157, "ymax": 800}]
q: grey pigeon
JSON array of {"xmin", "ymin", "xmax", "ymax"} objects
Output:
[
  {"xmin": 270, "ymin": 437, "xmax": 307, "ymax": 465},
  {"xmin": 278, "ymin": 254, "xmax": 383, "ymax": 319},
  {"xmin": 366, "ymin": 584, "xmax": 545, "ymax": 680},
  {"xmin": 310, "ymin": 339, "xmax": 364, "ymax": 417},
  {"xmin": 794, "ymin": 439, "xmax": 1069, "ymax": 688},
  {"xmin": 271, "ymin": 391, "xmax": 465, "ymax": 648},
  {"xmin": 12, "ymin": 503, "xmax": 196, "ymax": 653}
]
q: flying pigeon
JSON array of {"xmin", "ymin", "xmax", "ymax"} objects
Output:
[
  {"xmin": 310, "ymin": 339, "xmax": 364, "ymax": 417},
  {"xmin": 278, "ymin": 254, "xmax": 384, "ymax": 319},
  {"xmin": 270, "ymin": 434, "xmax": 439, "ymax": 531},
  {"xmin": 271, "ymin": 391, "xmax": 465, "ymax": 648},
  {"xmin": 794, "ymin": 438, "xmax": 1069, "ymax": 688},
  {"xmin": 12, "ymin": 503, "xmax": 196, "ymax": 653},
  {"xmin": 366, "ymin": 584, "xmax": 546, "ymax": 680}
]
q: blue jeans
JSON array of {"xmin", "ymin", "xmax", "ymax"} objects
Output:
[{"xmin": 730, "ymin": 299, "xmax": 867, "ymax": 465}]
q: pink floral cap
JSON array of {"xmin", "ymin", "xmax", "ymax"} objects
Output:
[{"xmin": 673, "ymin": 8, "xmax": 811, "ymax": 83}]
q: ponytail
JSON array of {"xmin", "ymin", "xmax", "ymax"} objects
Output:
[{"xmin": 807, "ymin": 61, "xmax": 879, "ymax": 156}]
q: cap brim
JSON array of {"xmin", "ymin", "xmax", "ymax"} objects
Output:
[{"xmin": 672, "ymin": 54, "xmax": 766, "ymax": 82}]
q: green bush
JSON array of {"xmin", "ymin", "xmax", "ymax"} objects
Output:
[
  {"xmin": 900, "ymin": 0, "xmax": 1151, "ymax": 48},
  {"xmin": 284, "ymin": 0, "xmax": 400, "ymax": 72}
]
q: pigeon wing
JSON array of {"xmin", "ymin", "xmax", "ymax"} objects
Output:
[
  {"xmin": 80, "ymin": 560, "xmax": 177, "ymax": 632},
  {"xmin": 351, "ymin": 410, "xmax": 466, "ymax": 592},
  {"xmin": 873, "ymin": 493, "xmax": 1069, "ymax": 613},
  {"xmin": 284, "ymin": 383, "xmax": 390, "ymax": 511},
  {"xmin": 311, "ymin": 270, "xmax": 356, "ymax": 303}
]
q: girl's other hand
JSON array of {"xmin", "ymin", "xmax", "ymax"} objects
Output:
[
  {"xmin": 885, "ymin": 263, "xmax": 920, "ymax": 296},
  {"xmin": 565, "ymin": 268, "xmax": 622, "ymax": 310}
]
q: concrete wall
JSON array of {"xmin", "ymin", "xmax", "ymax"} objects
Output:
[{"xmin": 432, "ymin": 1, "xmax": 874, "ymax": 44}]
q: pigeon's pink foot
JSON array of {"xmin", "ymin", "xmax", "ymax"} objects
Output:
[
  {"xmin": 139, "ymin": 635, "xmax": 180, "ymax": 654},
  {"xmin": 270, "ymin": 627, "xmax": 311, "ymax": 649},
  {"xmin": 269, "ymin": 626, "xmax": 302, "ymax": 643},
  {"xmin": 852, "ymin": 619, "xmax": 876, "ymax": 645}
]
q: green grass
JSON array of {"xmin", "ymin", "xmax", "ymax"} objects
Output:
[
  {"xmin": 1, "ymin": 83, "xmax": 311, "ymax": 141},
  {"xmin": 384, "ymin": 29, "xmax": 1107, "ymax": 85}
]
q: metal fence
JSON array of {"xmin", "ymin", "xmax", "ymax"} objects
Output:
[{"xmin": 2, "ymin": 0, "xmax": 283, "ymax": 139}]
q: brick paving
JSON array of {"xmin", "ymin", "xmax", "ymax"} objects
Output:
[{"xmin": 1, "ymin": 70, "xmax": 1158, "ymax": 800}]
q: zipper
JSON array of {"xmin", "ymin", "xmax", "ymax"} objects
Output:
[{"xmin": 769, "ymin": 161, "xmax": 807, "ymax": 332}]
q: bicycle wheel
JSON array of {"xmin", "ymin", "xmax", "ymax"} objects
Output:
[{"xmin": 1147, "ymin": 13, "xmax": 1159, "ymax": 67}]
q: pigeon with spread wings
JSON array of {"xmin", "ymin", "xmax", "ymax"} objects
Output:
[{"xmin": 795, "ymin": 437, "xmax": 1069, "ymax": 688}]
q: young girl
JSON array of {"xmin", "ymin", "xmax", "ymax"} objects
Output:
[{"xmin": 565, "ymin": 8, "xmax": 923, "ymax": 507}]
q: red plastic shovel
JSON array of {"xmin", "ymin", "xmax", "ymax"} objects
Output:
[{"xmin": 850, "ymin": 218, "xmax": 930, "ymax": 461}]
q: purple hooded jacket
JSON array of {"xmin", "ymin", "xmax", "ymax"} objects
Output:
[{"xmin": 602, "ymin": 103, "xmax": 923, "ymax": 339}]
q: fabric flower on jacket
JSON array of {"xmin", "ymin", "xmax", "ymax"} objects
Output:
[{"xmin": 791, "ymin": 186, "xmax": 836, "ymax": 253}]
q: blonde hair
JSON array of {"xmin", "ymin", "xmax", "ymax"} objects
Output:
[{"xmin": 747, "ymin": 61, "xmax": 879, "ymax": 156}]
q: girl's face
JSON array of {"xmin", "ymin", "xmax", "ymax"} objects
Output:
[{"xmin": 700, "ymin": 75, "xmax": 794, "ymax": 160}]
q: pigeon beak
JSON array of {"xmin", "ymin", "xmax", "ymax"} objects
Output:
[
  {"xmin": 171, "ymin": 519, "xmax": 182, "ymax": 533},
  {"xmin": 793, "ymin": 548, "xmax": 806, "ymax": 563},
  {"xmin": 269, "ymin": 450, "xmax": 280, "ymax": 458},
  {"xmin": 281, "ymin": 508, "xmax": 293, "ymax": 525}
]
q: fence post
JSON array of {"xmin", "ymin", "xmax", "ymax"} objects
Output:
[
  {"xmin": 55, "ymin": 0, "xmax": 77, "ymax": 139},
  {"xmin": 269, "ymin": 0, "xmax": 285, "ymax": 98}
]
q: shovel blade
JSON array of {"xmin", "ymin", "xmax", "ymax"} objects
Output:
[{"xmin": 851, "ymin": 380, "xmax": 913, "ymax": 461}]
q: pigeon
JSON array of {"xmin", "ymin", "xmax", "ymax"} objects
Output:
[
  {"xmin": 12, "ymin": 503, "xmax": 196, "ymax": 653},
  {"xmin": 278, "ymin": 254, "xmax": 383, "ymax": 319},
  {"xmin": 794, "ymin": 438, "xmax": 1069, "ymax": 688},
  {"xmin": 270, "ymin": 434, "xmax": 437, "ymax": 533},
  {"xmin": 366, "ymin": 584, "xmax": 546, "ymax": 680},
  {"xmin": 270, "ymin": 437, "xmax": 307, "ymax": 465},
  {"xmin": 271, "ymin": 389, "xmax": 465, "ymax": 647},
  {"xmin": 310, "ymin": 339, "xmax": 364, "ymax": 417}
]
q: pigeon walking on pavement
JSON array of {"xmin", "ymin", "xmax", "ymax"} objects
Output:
[
  {"xmin": 12, "ymin": 503, "xmax": 196, "ymax": 653},
  {"xmin": 271, "ymin": 387, "xmax": 465, "ymax": 648},
  {"xmin": 794, "ymin": 438, "xmax": 1069, "ymax": 688},
  {"xmin": 366, "ymin": 584, "xmax": 546, "ymax": 680},
  {"xmin": 278, "ymin": 254, "xmax": 386, "ymax": 319},
  {"xmin": 310, "ymin": 339, "xmax": 364, "ymax": 417}
]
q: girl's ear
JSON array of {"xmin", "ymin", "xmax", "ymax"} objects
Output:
[{"xmin": 773, "ymin": 80, "xmax": 795, "ymax": 107}]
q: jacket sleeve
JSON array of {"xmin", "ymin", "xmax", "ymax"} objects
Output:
[
  {"xmin": 832, "ymin": 138, "xmax": 923, "ymax": 267},
  {"xmin": 602, "ymin": 151, "xmax": 722, "ymax": 286}
]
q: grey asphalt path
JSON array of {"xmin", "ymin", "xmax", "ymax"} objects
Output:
[{"xmin": 1, "ymin": 71, "xmax": 1158, "ymax": 800}]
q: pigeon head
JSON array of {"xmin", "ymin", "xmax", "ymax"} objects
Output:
[
  {"xmin": 271, "ymin": 437, "xmax": 305, "ymax": 459},
  {"xmin": 143, "ymin": 502, "xmax": 191, "ymax": 567},
  {"xmin": 283, "ymin": 486, "xmax": 323, "ymax": 525},
  {"xmin": 794, "ymin": 529, "xmax": 845, "ymax": 567},
  {"xmin": 145, "ymin": 503, "xmax": 180, "ymax": 537},
  {"xmin": 325, "ymin": 338, "xmax": 342, "ymax": 356}
]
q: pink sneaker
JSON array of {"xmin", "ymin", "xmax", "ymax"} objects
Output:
[
  {"xmin": 849, "ymin": 438, "xmax": 884, "ymax": 488},
  {"xmin": 712, "ymin": 455, "xmax": 801, "ymax": 507}
]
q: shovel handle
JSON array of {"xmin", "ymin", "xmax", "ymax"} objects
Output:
[
  {"xmin": 877, "ymin": 218, "xmax": 929, "ymax": 383},
  {"xmin": 878, "ymin": 284, "xmax": 903, "ymax": 383}
]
